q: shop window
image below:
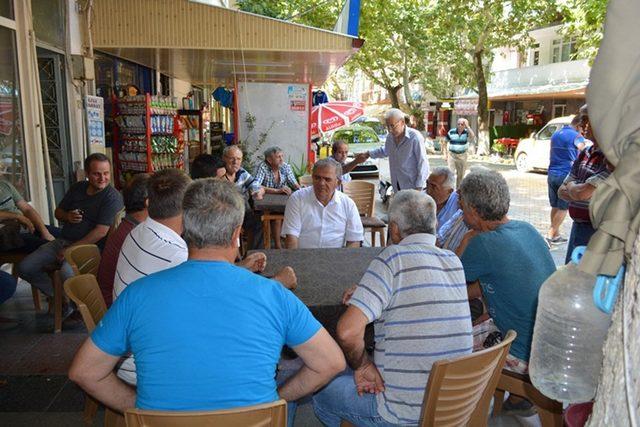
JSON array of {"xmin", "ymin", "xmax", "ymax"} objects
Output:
[
  {"xmin": 160, "ymin": 74, "xmax": 171, "ymax": 96},
  {"xmin": 32, "ymin": 0, "xmax": 65, "ymax": 49},
  {"xmin": 551, "ymin": 38, "xmax": 577, "ymax": 63},
  {"xmin": 0, "ymin": 26, "xmax": 29, "ymax": 197},
  {"xmin": 0, "ymin": 0, "xmax": 13, "ymax": 19}
]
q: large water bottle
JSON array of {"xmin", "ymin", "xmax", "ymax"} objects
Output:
[{"xmin": 529, "ymin": 247, "xmax": 613, "ymax": 403}]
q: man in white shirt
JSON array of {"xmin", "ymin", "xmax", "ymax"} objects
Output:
[
  {"xmin": 331, "ymin": 140, "xmax": 360, "ymax": 185},
  {"xmin": 282, "ymin": 158, "xmax": 363, "ymax": 249}
]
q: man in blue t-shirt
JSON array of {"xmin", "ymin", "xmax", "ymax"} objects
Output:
[
  {"xmin": 546, "ymin": 115, "xmax": 585, "ymax": 245},
  {"xmin": 456, "ymin": 170, "xmax": 555, "ymax": 372},
  {"xmin": 69, "ymin": 179, "xmax": 345, "ymax": 423}
]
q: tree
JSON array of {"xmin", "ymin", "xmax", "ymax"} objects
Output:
[
  {"xmin": 561, "ymin": 0, "xmax": 607, "ymax": 63},
  {"xmin": 428, "ymin": 0, "xmax": 557, "ymax": 155},
  {"xmin": 236, "ymin": 0, "xmax": 342, "ymax": 30}
]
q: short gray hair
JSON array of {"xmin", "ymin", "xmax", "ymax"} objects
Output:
[
  {"xmin": 263, "ymin": 146, "xmax": 283, "ymax": 159},
  {"xmin": 182, "ymin": 179, "xmax": 245, "ymax": 249},
  {"xmin": 312, "ymin": 157, "xmax": 342, "ymax": 178},
  {"xmin": 223, "ymin": 145, "xmax": 242, "ymax": 157},
  {"xmin": 331, "ymin": 140, "xmax": 348, "ymax": 153},
  {"xmin": 384, "ymin": 108, "xmax": 405, "ymax": 122},
  {"xmin": 430, "ymin": 166, "xmax": 455, "ymax": 189},
  {"xmin": 459, "ymin": 170, "xmax": 510, "ymax": 221},
  {"xmin": 388, "ymin": 190, "xmax": 436, "ymax": 238}
]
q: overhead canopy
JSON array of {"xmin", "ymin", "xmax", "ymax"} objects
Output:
[
  {"xmin": 457, "ymin": 59, "xmax": 590, "ymax": 102},
  {"xmin": 91, "ymin": 0, "xmax": 363, "ymax": 86}
]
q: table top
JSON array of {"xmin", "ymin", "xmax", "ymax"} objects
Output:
[
  {"xmin": 253, "ymin": 194, "xmax": 289, "ymax": 213},
  {"xmin": 249, "ymin": 247, "xmax": 385, "ymax": 306}
]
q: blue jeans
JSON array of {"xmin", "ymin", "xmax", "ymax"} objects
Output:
[
  {"xmin": 0, "ymin": 270, "xmax": 17, "ymax": 305},
  {"xmin": 565, "ymin": 221, "xmax": 596, "ymax": 264},
  {"xmin": 17, "ymin": 238, "xmax": 75, "ymax": 296},
  {"xmin": 312, "ymin": 373, "xmax": 400, "ymax": 427}
]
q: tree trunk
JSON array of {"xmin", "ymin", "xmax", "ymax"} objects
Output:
[
  {"xmin": 473, "ymin": 50, "xmax": 491, "ymax": 156},
  {"xmin": 387, "ymin": 86, "xmax": 402, "ymax": 109},
  {"xmin": 587, "ymin": 232, "xmax": 640, "ymax": 426}
]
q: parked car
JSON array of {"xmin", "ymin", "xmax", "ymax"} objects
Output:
[
  {"xmin": 514, "ymin": 115, "xmax": 574, "ymax": 172},
  {"xmin": 330, "ymin": 125, "xmax": 382, "ymax": 177},
  {"xmin": 353, "ymin": 116, "xmax": 388, "ymax": 143}
]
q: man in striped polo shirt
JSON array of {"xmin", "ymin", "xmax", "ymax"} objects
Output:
[{"xmin": 313, "ymin": 190, "xmax": 472, "ymax": 426}]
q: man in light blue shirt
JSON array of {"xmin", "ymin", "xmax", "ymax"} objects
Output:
[
  {"xmin": 426, "ymin": 166, "xmax": 459, "ymax": 232},
  {"xmin": 69, "ymin": 179, "xmax": 345, "ymax": 425},
  {"xmin": 357, "ymin": 109, "xmax": 430, "ymax": 192}
]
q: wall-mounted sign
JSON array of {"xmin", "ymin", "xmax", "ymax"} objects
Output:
[{"xmin": 85, "ymin": 95, "xmax": 105, "ymax": 147}]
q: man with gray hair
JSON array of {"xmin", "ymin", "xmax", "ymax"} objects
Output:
[
  {"xmin": 355, "ymin": 108, "xmax": 430, "ymax": 192},
  {"xmin": 70, "ymin": 179, "xmax": 346, "ymax": 425},
  {"xmin": 331, "ymin": 140, "xmax": 360, "ymax": 185},
  {"xmin": 456, "ymin": 170, "xmax": 555, "ymax": 376},
  {"xmin": 282, "ymin": 158, "xmax": 363, "ymax": 249},
  {"xmin": 313, "ymin": 190, "xmax": 472, "ymax": 426},
  {"xmin": 446, "ymin": 118, "xmax": 476, "ymax": 188},
  {"xmin": 426, "ymin": 166, "xmax": 458, "ymax": 233}
]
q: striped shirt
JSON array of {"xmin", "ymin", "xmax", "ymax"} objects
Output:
[
  {"xmin": 437, "ymin": 210, "xmax": 469, "ymax": 252},
  {"xmin": 436, "ymin": 192, "xmax": 459, "ymax": 233},
  {"xmin": 350, "ymin": 233, "xmax": 472, "ymax": 425},
  {"xmin": 112, "ymin": 217, "xmax": 188, "ymax": 385},
  {"xmin": 563, "ymin": 145, "xmax": 610, "ymax": 223},
  {"xmin": 253, "ymin": 161, "xmax": 299, "ymax": 189}
]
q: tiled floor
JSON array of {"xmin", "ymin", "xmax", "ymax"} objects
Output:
[{"xmin": 0, "ymin": 155, "xmax": 557, "ymax": 426}]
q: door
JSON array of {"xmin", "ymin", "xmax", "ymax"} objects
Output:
[{"xmin": 37, "ymin": 50, "xmax": 72, "ymax": 204}]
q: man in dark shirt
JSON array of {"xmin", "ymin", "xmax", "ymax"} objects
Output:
[{"xmin": 18, "ymin": 153, "xmax": 123, "ymax": 296}]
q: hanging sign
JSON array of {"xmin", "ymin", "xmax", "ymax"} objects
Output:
[{"xmin": 85, "ymin": 95, "xmax": 105, "ymax": 147}]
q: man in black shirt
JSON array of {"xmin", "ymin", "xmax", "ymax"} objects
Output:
[{"xmin": 18, "ymin": 153, "xmax": 123, "ymax": 296}]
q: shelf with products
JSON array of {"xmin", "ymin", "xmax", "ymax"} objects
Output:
[
  {"xmin": 113, "ymin": 94, "xmax": 185, "ymax": 188},
  {"xmin": 178, "ymin": 109, "xmax": 204, "ymax": 165}
]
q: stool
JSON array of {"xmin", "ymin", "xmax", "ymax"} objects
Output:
[
  {"xmin": 361, "ymin": 216, "xmax": 386, "ymax": 247},
  {"xmin": 492, "ymin": 369, "xmax": 563, "ymax": 426},
  {"xmin": 261, "ymin": 212, "xmax": 284, "ymax": 249},
  {"xmin": 0, "ymin": 251, "xmax": 42, "ymax": 311}
]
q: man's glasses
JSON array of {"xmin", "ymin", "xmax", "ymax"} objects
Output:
[{"xmin": 386, "ymin": 121, "xmax": 402, "ymax": 130}]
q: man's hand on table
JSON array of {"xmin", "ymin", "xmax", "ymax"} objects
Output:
[
  {"xmin": 239, "ymin": 252, "xmax": 267, "ymax": 273},
  {"xmin": 273, "ymin": 266, "xmax": 297, "ymax": 290},
  {"xmin": 280, "ymin": 186, "xmax": 292, "ymax": 196},
  {"xmin": 342, "ymin": 285, "xmax": 357, "ymax": 305},
  {"xmin": 354, "ymin": 360, "xmax": 385, "ymax": 396},
  {"xmin": 252, "ymin": 187, "xmax": 266, "ymax": 201}
]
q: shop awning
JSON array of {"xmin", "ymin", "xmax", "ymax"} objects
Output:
[
  {"xmin": 91, "ymin": 0, "xmax": 363, "ymax": 86},
  {"xmin": 456, "ymin": 59, "xmax": 590, "ymax": 102}
]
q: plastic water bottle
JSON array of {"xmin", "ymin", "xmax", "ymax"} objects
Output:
[{"xmin": 529, "ymin": 247, "xmax": 612, "ymax": 403}]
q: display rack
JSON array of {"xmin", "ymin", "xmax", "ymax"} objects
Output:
[
  {"xmin": 178, "ymin": 109, "xmax": 204, "ymax": 166},
  {"xmin": 113, "ymin": 94, "xmax": 184, "ymax": 188}
]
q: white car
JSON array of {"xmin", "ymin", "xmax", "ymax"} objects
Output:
[{"xmin": 514, "ymin": 115, "xmax": 574, "ymax": 172}]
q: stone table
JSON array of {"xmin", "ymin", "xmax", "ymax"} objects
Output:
[
  {"xmin": 249, "ymin": 247, "xmax": 384, "ymax": 336},
  {"xmin": 253, "ymin": 194, "xmax": 289, "ymax": 249}
]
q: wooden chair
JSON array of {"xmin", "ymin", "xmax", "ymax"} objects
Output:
[
  {"xmin": 125, "ymin": 399, "xmax": 287, "ymax": 427},
  {"xmin": 342, "ymin": 181, "xmax": 386, "ymax": 246},
  {"xmin": 64, "ymin": 244, "xmax": 101, "ymax": 276},
  {"xmin": 64, "ymin": 274, "xmax": 125, "ymax": 427},
  {"xmin": 342, "ymin": 331, "xmax": 516, "ymax": 427},
  {"xmin": 298, "ymin": 175, "xmax": 313, "ymax": 187},
  {"xmin": 108, "ymin": 208, "xmax": 126, "ymax": 237},
  {"xmin": 492, "ymin": 370, "xmax": 563, "ymax": 426},
  {"xmin": 0, "ymin": 251, "xmax": 42, "ymax": 311}
]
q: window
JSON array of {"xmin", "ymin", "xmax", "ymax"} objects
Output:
[
  {"xmin": 551, "ymin": 38, "xmax": 577, "ymax": 63},
  {"xmin": 553, "ymin": 104, "xmax": 566, "ymax": 118},
  {"xmin": 529, "ymin": 43, "xmax": 540, "ymax": 66},
  {"xmin": 0, "ymin": 0, "xmax": 13, "ymax": 19},
  {"xmin": 537, "ymin": 124, "xmax": 561, "ymax": 140},
  {"xmin": 0, "ymin": 26, "xmax": 29, "ymax": 197},
  {"xmin": 32, "ymin": 0, "xmax": 65, "ymax": 49}
]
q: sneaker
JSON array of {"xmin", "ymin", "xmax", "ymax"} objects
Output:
[
  {"xmin": 551, "ymin": 235, "xmax": 568, "ymax": 244},
  {"xmin": 501, "ymin": 398, "xmax": 537, "ymax": 417}
]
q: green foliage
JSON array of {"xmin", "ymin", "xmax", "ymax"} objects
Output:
[
  {"xmin": 238, "ymin": 112, "xmax": 275, "ymax": 171},
  {"xmin": 492, "ymin": 142, "xmax": 507, "ymax": 154},
  {"xmin": 288, "ymin": 154, "xmax": 309, "ymax": 180},
  {"xmin": 561, "ymin": 0, "xmax": 607, "ymax": 63},
  {"xmin": 236, "ymin": 0, "xmax": 343, "ymax": 30}
]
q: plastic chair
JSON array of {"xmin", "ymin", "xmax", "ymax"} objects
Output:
[
  {"xmin": 342, "ymin": 331, "xmax": 516, "ymax": 427},
  {"xmin": 64, "ymin": 244, "xmax": 101, "ymax": 276},
  {"xmin": 63, "ymin": 274, "xmax": 124, "ymax": 427},
  {"xmin": 492, "ymin": 369, "xmax": 563, "ymax": 426},
  {"xmin": 342, "ymin": 181, "xmax": 386, "ymax": 246},
  {"xmin": 125, "ymin": 399, "xmax": 288, "ymax": 427},
  {"xmin": 298, "ymin": 175, "xmax": 313, "ymax": 187}
]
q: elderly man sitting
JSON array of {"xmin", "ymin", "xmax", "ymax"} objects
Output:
[
  {"xmin": 426, "ymin": 166, "xmax": 459, "ymax": 233},
  {"xmin": 222, "ymin": 145, "xmax": 265, "ymax": 248},
  {"xmin": 70, "ymin": 179, "xmax": 345, "ymax": 426},
  {"xmin": 282, "ymin": 158, "xmax": 363, "ymax": 249},
  {"xmin": 330, "ymin": 140, "xmax": 361, "ymax": 186},
  {"xmin": 456, "ymin": 170, "xmax": 555, "ymax": 374},
  {"xmin": 254, "ymin": 146, "xmax": 301, "ymax": 248},
  {"xmin": 313, "ymin": 190, "xmax": 472, "ymax": 426}
]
